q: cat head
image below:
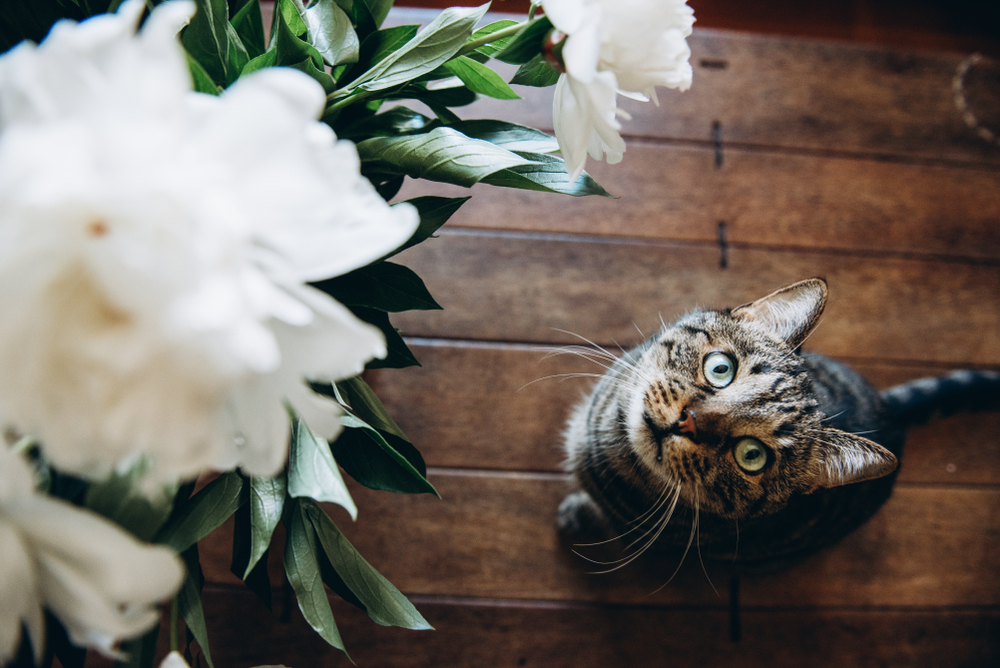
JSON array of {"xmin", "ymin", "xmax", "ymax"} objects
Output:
[{"xmin": 619, "ymin": 278, "xmax": 897, "ymax": 519}]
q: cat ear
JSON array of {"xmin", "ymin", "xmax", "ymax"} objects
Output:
[
  {"xmin": 732, "ymin": 278, "xmax": 828, "ymax": 349},
  {"xmin": 808, "ymin": 429, "xmax": 898, "ymax": 489}
]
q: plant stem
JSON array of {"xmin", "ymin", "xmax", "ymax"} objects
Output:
[
  {"xmin": 323, "ymin": 18, "xmax": 534, "ymax": 116},
  {"xmin": 457, "ymin": 21, "xmax": 529, "ymax": 57},
  {"xmin": 169, "ymin": 596, "xmax": 179, "ymax": 652}
]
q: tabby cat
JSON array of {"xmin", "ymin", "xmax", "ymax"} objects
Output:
[{"xmin": 558, "ymin": 278, "xmax": 1000, "ymax": 573}]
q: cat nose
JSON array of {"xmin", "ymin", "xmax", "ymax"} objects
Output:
[{"xmin": 678, "ymin": 409, "xmax": 697, "ymax": 438}]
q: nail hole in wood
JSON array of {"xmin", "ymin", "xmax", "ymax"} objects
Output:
[{"xmin": 700, "ymin": 58, "xmax": 729, "ymax": 70}]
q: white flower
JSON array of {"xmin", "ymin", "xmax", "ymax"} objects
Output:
[
  {"xmin": 0, "ymin": 446, "xmax": 184, "ymax": 663},
  {"xmin": 542, "ymin": 0, "xmax": 695, "ymax": 179},
  {"xmin": 0, "ymin": 1, "xmax": 419, "ymax": 486},
  {"xmin": 160, "ymin": 651, "xmax": 191, "ymax": 668}
]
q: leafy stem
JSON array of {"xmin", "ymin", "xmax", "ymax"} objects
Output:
[
  {"xmin": 169, "ymin": 596, "xmax": 179, "ymax": 652},
  {"xmin": 456, "ymin": 21, "xmax": 528, "ymax": 58}
]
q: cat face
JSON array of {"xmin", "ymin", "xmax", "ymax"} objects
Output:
[{"xmin": 614, "ymin": 279, "xmax": 897, "ymax": 520}]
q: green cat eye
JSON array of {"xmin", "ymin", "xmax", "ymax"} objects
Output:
[
  {"xmin": 703, "ymin": 352, "xmax": 736, "ymax": 388},
  {"xmin": 734, "ymin": 438, "xmax": 769, "ymax": 474}
]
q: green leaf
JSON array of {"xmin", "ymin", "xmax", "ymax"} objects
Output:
[
  {"xmin": 357, "ymin": 127, "xmax": 534, "ymax": 188},
  {"xmin": 312, "ymin": 261, "xmax": 441, "ymax": 313},
  {"xmin": 333, "ymin": 375, "xmax": 408, "ymax": 442},
  {"xmin": 349, "ymin": 3, "xmax": 490, "ymax": 93},
  {"xmin": 348, "ymin": 306, "xmax": 420, "ymax": 369},
  {"xmin": 245, "ymin": 472, "xmax": 286, "ymax": 579},
  {"xmin": 451, "ymin": 119, "xmax": 559, "ymax": 153},
  {"xmin": 288, "ymin": 415, "xmax": 357, "ymax": 520},
  {"xmin": 284, "ymin": 499, "xmax": 348, "ymax": 654},
  {"xmin": 396, "ymin": 82, "xmax": 478, "ymax": 109},
  {"xmin": 468, "ymin": 19, "xmax": 520, "ymax": 57},
  {"xmin": 186, "ymin": 51, "xmax": 222, "ymax": 94},
  {"xmin": 443, "ymin": 56, "xmax": 520, "ymax": 99},
  {"xmin": 511, "ymin": 52, "xmax": 562, "ymax": 87},
  {"xmin": 231, "ymin": 0, "xmax": 267, "ymax": 59},
  {"xmin": 276, "ymin": 0, "xmax": 308, "ymax": 37},
  {"xmin": 288, "ymin": 54, "xmax": 338, "ymax": 93},
  {"xmin": 375, "ymin": 175, "xmax": 405, "ymax": 201},
  {"xmin": 302, "ymin": 0, "xmax": 359, "ymax": 67},
  {"xmin": 303, "ymin": 499, "xmax": 433, "ymax": 630},
  {"xmin": 225, "ymin": 21, "xmax": 251, "ymax": 77},
  {"xmin": 0, "ymin": 0, "xmax": 88, "ymax": 54},
  {"xmin": 241, "ymin": 48, "xmax": 277, "ymax": 76},
  {"xmin": 84, "ymin": 465, "xmax": 176, "ymax": 542},
  {"xmin": 178, "ymin": 546, "xmax": 214, "ymax": 668},
  {"xmin": 231, "ymin": 487, "xmax": 274, "ymax": 608},
  {"xmin": 389, "ymin": 195, "xmax": 469, "ymax": 255},
  {"xmin": 182, "ymin": 0, "xmax": 231, "ymax": 86},
  {"xmin": 494, "ymin": 15, "xmax": 553, "ymax": 65},
  {"xmin": 359, "ymin": 25, "xmax": 419, "ymax": 72},
  {"xmin": 359, "ymin": 0, "xmax": 393, "ymax": 29},
  {"xmin": 482, "ymin": 151, "xmax": 615, "ymax": 197},
  {"xmin": 274, "ymin": 0, "xmax": 324, "ymax": 67},
  {"xmin": 331, "ymin": 416, "xmax": 437, "ymax": 496},
  {"xmin": 156, "ymin": 472, "xmax": 245, "ymax": 552}
]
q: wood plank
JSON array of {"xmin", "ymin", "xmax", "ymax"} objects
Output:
[
  {"xmin": 456, "ymin": 27, "xmax": 1000, "ymax": 164},
  {"xmin": 389, "ymin": 231, "xmax": 1000, "ymax": 365},
  {"xmin": 366, "ymin": 343, "xmax": 1000, "ymax": 484},
  {"xmin": 198, "ymin": 473, "xmax": 1000, "ymax": 607},
  {"xmin": 200, "ymin": 588, "xmax": 1000, "ymax": 668},
  {"xmin": 394, "ymin": 142, "xmax": 1000, "ymax": 260}
]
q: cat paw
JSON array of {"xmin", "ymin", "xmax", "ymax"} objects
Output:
[{"xmin": 557, "ymin": 491, "xmax": 610, "ymax": 541}]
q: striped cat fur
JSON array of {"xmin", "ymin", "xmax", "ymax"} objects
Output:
[{"xmin": 558, "ymin": 278, "xmax": 1000, "ymax": 573}]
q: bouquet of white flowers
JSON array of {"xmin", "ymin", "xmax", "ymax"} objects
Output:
[{"xmin": 0, "ymin": 1, "xmax": 693, "ymax": 666}]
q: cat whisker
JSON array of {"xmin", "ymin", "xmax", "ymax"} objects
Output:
[
  {"xmin": 802, "ymin": 426, "xmax": 879, "ymax": 437},
  {"xmin": 573, "ymin": 480, "xmax": 676, "ymax": 549},
  {"xmin": 544, "ymin": 344, "xmax": 655, "ymax": 391},
  {"xmin": 648, "ymin": 488, "xmax": 701, "ymax": 594},
  {"xmin": 820, "ymin": 410, "xmax": 847, "ymax": 423},
  {"xmin": 575, "ymin": 484, "xmax": 683, "ymax": 573},
  {"xmin": 517, "ymin": 372, "xmax": 606, "ymax": 392},
  {"xmin": 694, "ymin": 491, "xmax": 721, "ymax": 598}
]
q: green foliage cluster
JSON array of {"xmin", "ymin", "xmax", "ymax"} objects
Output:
[{"xmin": 0, "ymin": 1, "xmax": 612, "ymax": 665}]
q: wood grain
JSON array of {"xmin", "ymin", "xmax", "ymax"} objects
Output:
[
  {"xmin": 366, "ymin": 342, "xmax": 1000, "ymax": 484},
  {"xmin": 197, "ymin": 473, "xmax": 1000, "ymax": 608},
  {"xmin": 199, "ymin": 587, "xmax": 1000, "ymax": 668},
  {"xmin": 175, "ymin": 10, "xmax": 1000, "ymax": 668},
  {"xmin": 389, "ymin": 231, "xmax": 1000, "ymax": 365},
  {"xmin": 457, "ymin": 29, "xmax": 1000, "ymax": 165},
  {"xmin": 394, "ymin": 142, "xmax": 1000, "ymax": 260}
]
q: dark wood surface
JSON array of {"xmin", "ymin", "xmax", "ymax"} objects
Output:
[{"xmin": 185, "ymin": 7, "xmax": 999, "ymax": 668}]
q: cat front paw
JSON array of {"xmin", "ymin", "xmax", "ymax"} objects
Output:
[{"xmin": 557, "ymin": 491, "xmax": 610, "ymax": 541}]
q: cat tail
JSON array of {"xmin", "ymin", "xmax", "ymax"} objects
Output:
[{"xmin": 880, "ymin": 369, "xmax": 1000, "ymax": 426}]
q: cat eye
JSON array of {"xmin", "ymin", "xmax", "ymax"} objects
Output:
[
  {"xmin": 703, "ymin": 352, "xmax": 736, "ymax": 388},
  {"xmin": 734, "ymin": 438, "xmax": 769, "ymax": 474}
]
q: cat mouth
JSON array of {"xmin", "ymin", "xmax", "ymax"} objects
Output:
[
  {"xmin": 642, "ymin": 412, "xmax": 700, "ymax": 464},
  {"xmin": 644, "ymin": 411, "xmax": 699, "ymax": 444}
]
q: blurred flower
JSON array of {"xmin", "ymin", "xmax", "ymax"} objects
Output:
[
  {"xmin": 160, "ymin": 651, "xmax": 190, "ymax": 668},
  {"xmin": 0, "ymin": 446, "xmax": 184, "ymax": 663},
  {"xmin": 542, "ymin": 0, "xmax": 695, "ymax": 179},
  {"xmin": 0, "ymin": 0, "xmax": 419, "ymax": 487}
]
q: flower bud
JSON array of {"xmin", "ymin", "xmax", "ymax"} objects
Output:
[{"xmin": 542, "ymin": 29, "xmax": 568, "ymax": 73}]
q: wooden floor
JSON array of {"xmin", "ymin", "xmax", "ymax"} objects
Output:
[
  {"xmin": 189, "ymin": 6, "xmax": 1000, "ymax": 668},
  {"xmin": 399, "ymin": 0, "xmax": 1000, "ymax": 54}
]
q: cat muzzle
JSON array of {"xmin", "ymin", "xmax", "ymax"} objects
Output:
[{"xmin": 677, "ymin": 409, "xmax": 698, "ymax": 439}]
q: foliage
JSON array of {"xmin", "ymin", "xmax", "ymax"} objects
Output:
[{"xmin": 0, "ymin": 0, "xmax": 611, "ymax": 665}]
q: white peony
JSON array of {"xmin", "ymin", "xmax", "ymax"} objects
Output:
[
  {"xmin": 542, "ymin": 0, "xmax": 695, "ymax": 179},
  {"xmin": 0, "ymin": 0, "xmax": 419, "ymax": 486},
  {"xmin": 0, "ymin": 446, "xmax": 184, "ymax": 662}
]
